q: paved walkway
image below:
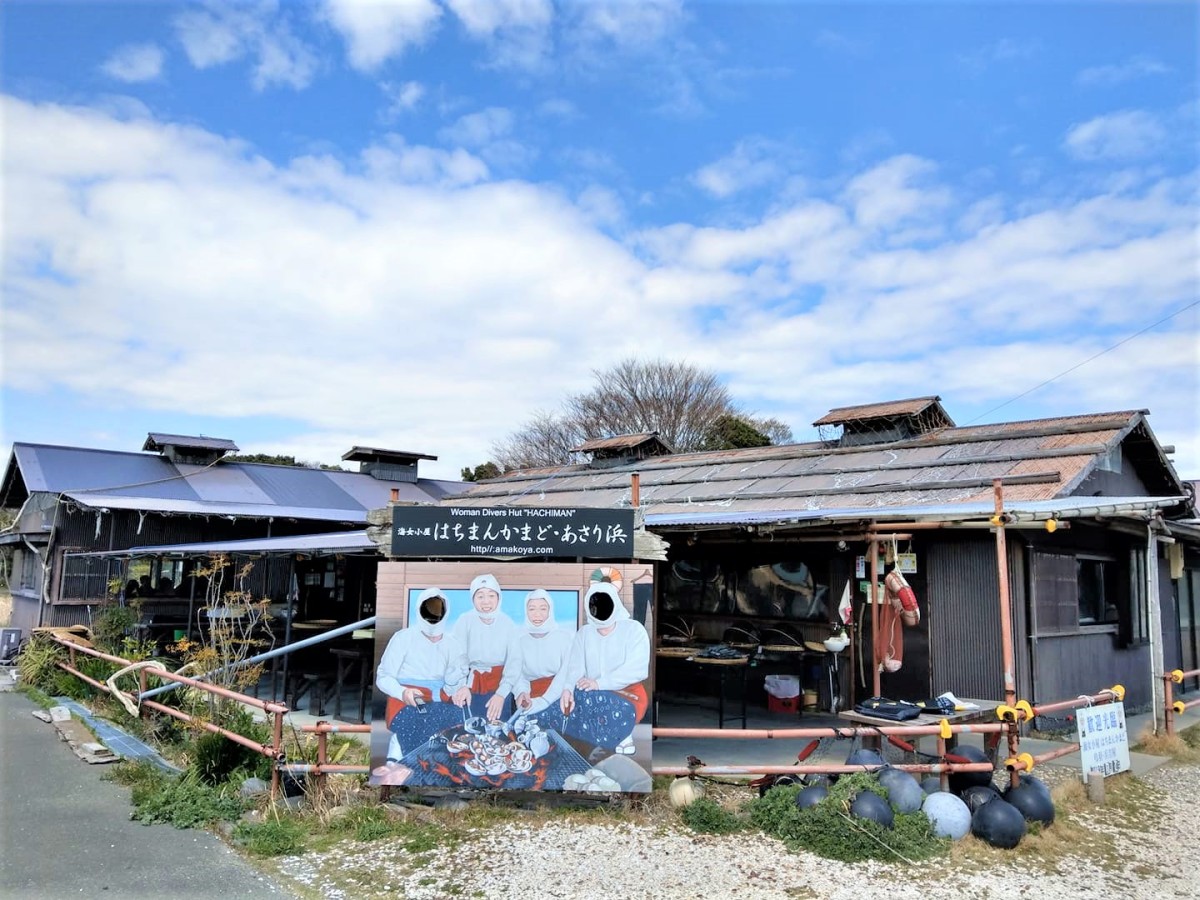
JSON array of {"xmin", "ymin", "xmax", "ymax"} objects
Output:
[{"xmin": 0, "ymin": 690, "xmax": 295, "ymax": 900}]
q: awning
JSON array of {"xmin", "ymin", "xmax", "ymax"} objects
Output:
[
  {"xmin": 64, "ymin": 530, "xmax": 376, "ymax": 560},
  {"xmin": 644, "ymin": 496, "xmax": 1189, "ymax": 529},
  {"xmin": 62, "ymin": 492, "xmax": 369, "ymax": 524}
]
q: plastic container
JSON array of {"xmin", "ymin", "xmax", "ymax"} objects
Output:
[
  {"xmin": 764, "ymin": 674, "xmax": 800, "ymax": 698},
  {"xmin": 768, "ymin": 694, "xmax": 800, "ymax": 714}
]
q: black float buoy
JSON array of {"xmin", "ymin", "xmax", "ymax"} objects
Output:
[
  {"xmin": 921, "ymin": 776, "xmax": 943, "ymax": 794},
  {"xmin": 1003, "ymin": 779, "xmax": 1055, "ymax": 825},
  {"xmin": 971, "ymin": 797, "xmax": 1028, "ymax": 849},
  {"xmin": 794, "ymin": 783, "xmax": 829, "ymax": 810},
  {"xmin": 877, "ymin": 767, "xmax": 924, "ymax": 814},
  {"xmin": 948, "ymin": 744, "xmax": 994, "ymax": 794},
  {"xmin": 845, "ymin": 748, "xmax": 885, "ymax": 768},
  {"xmin": 960, "ymin": 784, "xmax": 1002, "ymax": 814},
  {"xmin": 850, "ymin": 790, "xmax": 894, "ymax": 829}
]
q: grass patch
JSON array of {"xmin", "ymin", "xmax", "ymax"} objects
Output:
[
  {"xmin": 1132, "ymin": 724, "xmax": 1200, "ymax": 762},
  {"xmin": 235, "ymin": 817, "xmax": 308, "ymax": 857},
  {"xmin": 108, "ymin": 760, "xmax": 244, "ymax": 828},
  {"xmin": 749, "ymin": 774, "xmax": 949, "ymax": 863},
  {"xmin": 680, "ymin": 796, "xmax": 747, "ymax": 834}
]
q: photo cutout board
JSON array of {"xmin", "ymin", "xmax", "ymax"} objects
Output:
[{"xmin": 369, "ymin": 561, "xmax": 654, "ymax": 793}]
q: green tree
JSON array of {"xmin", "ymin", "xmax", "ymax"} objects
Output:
[
  {"xmin": 461, "ymin": 462, "xmax": 502, "ymax": 482},
  {"xmin": 701, "ymin": 414, "xmax": 772, "ymax": 450}
]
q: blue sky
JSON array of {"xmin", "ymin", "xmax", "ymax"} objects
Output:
[{"xmin": 2, "ymin": 0, "xmax": 1197, "ymax": 481}]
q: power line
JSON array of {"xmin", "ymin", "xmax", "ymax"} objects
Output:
[{"xmin": 961, "ymin": 299, "xmax": 1200, "ymax": 426}]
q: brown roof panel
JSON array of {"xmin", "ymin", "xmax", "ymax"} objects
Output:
[{"xmin": 813, "ymin": 396, "xmax": 945, "ymax": 426}]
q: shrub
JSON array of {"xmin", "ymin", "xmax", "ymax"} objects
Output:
[
  {"xmin": 681, "ymin": 796, "xmax": 746, "ymax": 834},
  {"xmin": 749, "ymin": 772, "xmax": 949, "ymax": 863},
  {"xmin": 92, "ymin": 603, "xmax": 140, "ymax": 654},
  {"xmin": 16, "ymin": 637, "xmax": 64, "ymax": 692}
]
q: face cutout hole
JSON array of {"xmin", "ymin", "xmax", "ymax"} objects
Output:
[
  {"xmin": 419, "ymin": 595, "xmax": 446, "ymax": 625},
  {"xmin": 588, "ymin": 590, "xmax": 615, "ymax": 622}
]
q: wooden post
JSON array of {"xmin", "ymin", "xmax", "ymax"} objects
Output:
[
  {"xmin": 869, "ymin": 535, "xmax": 881, "ymax": 699},
  {"xmin": 631, "ymin": 472, "xmax": 641, "ymax": 508}
]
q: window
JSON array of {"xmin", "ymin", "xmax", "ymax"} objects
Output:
[
  {"xmin": 1077, "ymin": 557, "xmax": 1118, "ymax": 626},
  {"xmin": 17, "ymin": 547, "xmax": 39, "ymax": 591}
]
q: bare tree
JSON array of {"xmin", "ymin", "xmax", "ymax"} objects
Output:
[{"xmin": 493, "ymin": 358, "xmax": 790, "ymax": 470}]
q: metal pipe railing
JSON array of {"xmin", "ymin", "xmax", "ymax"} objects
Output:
[
  {"xmin": 46, "ymin": 633, "xmax": 288, "ymax": 796},
  {"xmin": 1163, "ymin": 668, "xmax": 1200, "ymax": 736},
  {"xmin": 139, "ymin": 615, "xmax": 377, "ymax": 701}
]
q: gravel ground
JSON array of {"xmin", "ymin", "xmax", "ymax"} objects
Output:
[{"xmin": 274, "ymin": 763, "xmax": 1200, "ymax": 900}]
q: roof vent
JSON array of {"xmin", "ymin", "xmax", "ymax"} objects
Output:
[
  {"xmin": 143, "ymin": 433, "xmax": 238, "ymax": 466},
  {"xmin": 342, "ymin": 446, "xmax": 437, "ymax": 482},
  {"xmin": 571, "ymin": 432, "xmax": 674, "ymax": 469},
  {"xmin": 813, "ymin": 396, "xmax": 955, "ymax": 448}
]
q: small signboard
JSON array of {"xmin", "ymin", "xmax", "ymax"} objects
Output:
[
  {"xmin": 895, "ymin": 553, "xmax": 918, "ymax": 574},
  {"xmin": 391, "ymin": 506, "xmax": 635, "ymax": 559},
  {"xmin": 1075, "ymin": 701, "xmax": 1130, "ymax": 781}
]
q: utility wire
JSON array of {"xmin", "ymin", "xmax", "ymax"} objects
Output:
[{"xmin": 961, "ymin": 299, "xmax": 1200, "ymax": 426}]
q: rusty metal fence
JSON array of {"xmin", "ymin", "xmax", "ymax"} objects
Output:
[{"xmin": 1163, "ymin": 668, "xmax": 1200, "ymax": 736}]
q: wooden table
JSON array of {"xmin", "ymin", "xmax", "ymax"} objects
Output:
[
  {"xmin": 655, "ymin": 649, "xmax": 749, "ymax": 729},
  {"xmin": 838, "ymin": 699, "xmax": 1002, "ymax": 753}
]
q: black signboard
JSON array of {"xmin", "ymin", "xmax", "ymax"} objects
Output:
[{"xmin": 390, "ymin": 506, "xmax": 635, "ymax": 559}]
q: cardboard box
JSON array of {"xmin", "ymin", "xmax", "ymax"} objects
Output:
[{"xmin": 768, "ymin": 694, "xmax": 800, "ymax": 714}]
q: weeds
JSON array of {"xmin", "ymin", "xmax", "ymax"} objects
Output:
[
  {"xmin": 749, "ymin": 774, "xmax": 948, "ymax": 863},
  {"xmin": 115, "ymin": 762, "xmax": 244, "ymax": 828},
  {"xmin": 680, "ymin": 796, "xmax": 746, "ymax": 834},
  {"xmin": 235, "ymin": 817, "xmax": 307, "ymax": 857}
]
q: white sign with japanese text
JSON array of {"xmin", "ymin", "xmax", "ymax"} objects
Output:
[{"xmin": 1075, "ymin": 702, "xmax": 1130, "ymax": 781}]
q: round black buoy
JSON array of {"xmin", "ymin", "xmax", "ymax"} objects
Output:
[
  {"xmin": 948, "ymin": 744, "xmax": 994, "ymax": 794},
  {"xmin": 877, "ymin": 767, "xmax": 924, "ymax": 814},
  {"xmin": 845, "ymin": 748, "xmax": 885, "ymax": 768},
  {"xmin": 1003, "ymin": 780, "xmax": 1055, "ymax": 825},
  {"xmin": 960, "ymin": 785, "xmax": 1002, "ymax": 814},
  {"xmin": 850, "ymin": 790, "xmax": 894, "ymax": 829},
  {"xmin": 921, "ymin": 776, "xmax": 943, "ymax": 794},
  {"xmin": 795, "ymin": 784, "xmax": 829, "ymax": 810},
  {"xmin": 971, "ymin": 797, "xmax": 1027, "ymax": 849}
]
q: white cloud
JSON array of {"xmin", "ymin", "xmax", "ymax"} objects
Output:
[
  {"xmin": 958, "ymin": 38, "xmax": 1038, "ymax": 75},
  {"xmin": 1064, "ymin": 110, "xmax": 1167, "ymax": 161},
  {"xmin": 570, "ymin": 0, "xmax": 684, "ymax": 50},
  {"xmin": 3, "ymin": 95, "xmax": 1196, "ymax": 479},
  {"xmin": 380, "ymin": 80, "xmax": 425, "ymax": 120},
  {"xmin": 438, "ymin": 107, "xmax": 514, "ymax": 146},
  {"xmin": 814, "ymin": 29, "xmax": 869, "ymax": 56},
  {"xmin": 100, "ymin": 43, "xmax": 165, "ymax": 83},
  {"xmin": 174, "ymin": 1, "xmax": 317, "ymax": 90},
  {"xmin": 692, "ymin": 137, "xmax": 794, "ymax": 198},
  {"xmin": 445, "ymin": 0, "xmax": 553, "ymax": 68},
  {"xmin": 321, "ymin": 0, "xmax": 442, "ymax": 71},
  {"xmin": 1077, "ymin": 55, "xmax": 1170, "ymax": 87},
  {"xmin": 842, "ymin": 155, "xmax": 952, "ymax": 230}
]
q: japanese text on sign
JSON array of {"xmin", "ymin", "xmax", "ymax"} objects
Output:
[
  {"xmin": 390, "ymin": 507, "xmax": 635, "ymax": 559},
  {"xmin": 1075, "ymin": 701, "xmax": 1130, "ymax": 781}
]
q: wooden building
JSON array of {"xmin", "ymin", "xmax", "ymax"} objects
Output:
[
  {"xmin": 0, "ymin": 434, "xmax": 466, "ymax": 640},
  {"xmin": 453, "ymin": 398, "xmax": 1198, "ymax": 716}
]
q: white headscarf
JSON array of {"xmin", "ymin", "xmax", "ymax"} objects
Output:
[
  {"xmin": 414, "ymin": 587, "xmax": 449, "ymax": 637},
  {"xmin": 522, "ymin": 589, "xmax": 557, "ymax": 636},
  {"xmin": 584, "ymin": 582, "xmax": 628, "ymax": 629}
]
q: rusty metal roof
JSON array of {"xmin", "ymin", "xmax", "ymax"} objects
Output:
[
  {"xmin": 571, "ymin": 432, "xmax": 673, "ymax": 454},
  {"xmin": 143, "ymin": 433, "xmax": 239, "ymax": 452},
  {"xmin": 813, "ymin": 396, "xmax": 948, "ymax": 426},
  {"xmin": 454, "ymin": 408, "xmax": 1188, "ymax": 525}
]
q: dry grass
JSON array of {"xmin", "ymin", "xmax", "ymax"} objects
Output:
[
  {"xmin": 948, "ymin": 772, "xmax": 1166, "ymax": 874},
  {"xmin": 0, "ymin": 590, "xmax": 11, "ymax": 629},
  {"xmin": 1132, "ymin": 724, "xmax": 1200, "ymax": 762}
]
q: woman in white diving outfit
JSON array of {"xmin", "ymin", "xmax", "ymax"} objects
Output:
[
  {"xmin": 525, "ymin": 582, "xmax": 650, "ymax": 756},
  {"xmin": 374, "ymin": 587, "xmax": 466, "ymax": 769},
  {"xmin": 485, "ymin": 589, "xmax": 574, "ymax": 722},
  {"xmin": 451, "ymin": 573, "xmax": 518, "ymax": 722}
]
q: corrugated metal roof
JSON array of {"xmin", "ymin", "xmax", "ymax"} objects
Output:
[
  {"xmin": 5, "ymin": 441, "xmax": 464, "ymax": 523},
  {"xmin": 143, "ymin": 433, "xmax": 239, "ymax": 452},
  {"xmin": 813, "ymin": 396, "xmax": 946, "ymax": 425},
  {"xmin": 342, "ymin": 446, "xmax": 437, "ymax": 462},
  {"xmin": 572, "ymin": 432, "xmax": 674, "ymax": 453},
  {"xmin": 66, "ymin": 530, "xmax": 374, "ymax": 558},
  {"xmin": 455, "ymin": 409, "xmax": 1188, "ymax": 523}
]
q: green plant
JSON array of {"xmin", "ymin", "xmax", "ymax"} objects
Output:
[
  {"xmin": 92, "ymin": 603, "xmax": 140, "ymax": 653},
  {"xmin": 235, "ymin": 817, "xmax": 307, "ymax": 856},
  {"xmin": 190, "ymin": 729, "xmax": 271, "ymax": 785},
  {"xmin": 680, "ymin": 796, "xmax": 746, "ymax": 834},
  {"xmin": 129, "ymin": 769, "xmax": 244, "ymax": 828},
  {"xmin": 16, "ymin": 637, "xmax": 64, "ymax": 692},
  {"xmin": 749, "ymin": 773, "xmax": 949, "ymax": 863},
  {"xmin": 329, "ymin": 806, "xmax": 405, "ymax": 842}
]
